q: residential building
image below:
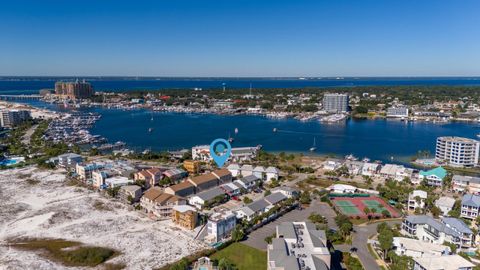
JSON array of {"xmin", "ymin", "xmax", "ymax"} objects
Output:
[
  {"xmin": 453, "ymin": 175, "xmax": 480, "ymax": 194},
  {"xmin": 162, "ymin": 168, "xmax": 187, "ymax": 182},
  {"xmin": 134, "ymin": 167, "xmax": 162, "ymax": 189},
  {"xmin": 323, "ymin": 93, "xmax": 349, "ymax": 113},
  {"xmin": 401, "ymin": 215, "xmax": 474, "ymax": 249},
  {"xmin": 119, "ymin": 185, "xmax": 142, "ymax": 203},
  {"xmin": 0, "ymin": 109, "xmax": 31, "ymax": 127},
  {"xmin": 105, "ymin": 176, "xmax": 133, "ymax": 188},
  {"xmin": 419, "ymin": 167, "xmax": 447, "ymax": 187},
  {"xmin": 435, "ymin": 136, "xmax": 480, "ymax": 168},
  {"xmin": 413, "ymin": 255, "xmax": 474, "ymax": 270},
  {"xmin": 236, "ymin": 192, "xmax": 288, "ymax": 221},
  {"xmin": 461, "ymin": 194, "xmax": 480, "ymax": 220},
  {"xmin": 267, "ymin": 221, "xmax": 331, "ymax": 270},
  {"xmin": 55, "ymin": 80, "xmax": 94, "ymax": 99},
  {"xmin": 408, "ymin": 190, "xmax": 428, "ymax": 211},
  {"xmin": 206, "ymin": 210, "xmax": 237, "ymax": 243},
  {"xmin": 183, "ymin": 160, "xmax": 201, "ymax": 174},
  {"xmin": 435, "ymin": 196, "xmax": 456, "ymax": 216},
  {"xmin": 164, "ymin": 181, "xmax": 196, "ymax": 197},
  {"xmin": 172, "ymin": 205, "xmax": 198, "ymax": 230},
  {"xmin": 271, "ymin": 186, "xmax": 299, "ymax": 198},
  {"xmin": 192, "ymin": 145, "xmax": 259, "ymax": 162},
  {"xmin": 323, "ymin": 158, "xmax": 343, "ymax": 171},
  {"xmin": 220, "ymin": 182, "xmax": 241, "ymax": 197},
  {"xmin": 344, "ymin": 160, "xmax": 364, "ymax": 175},
  {"xmin": 226, "ymin": 164, "xmax": 241, "ymax": 177},
  {"xmin": 392, "ymin": 237, "xmax": 450, "ymax": 258},
  {"xmin": 49, "ymin": 153, "xmax": 83, "ymax": 168},
  {"xmin": 253, "ymin": 166, "xmax": 265, "ymax": 179},
  {"xmin": 239, "ymin": 164, "xmax": 254, "ymax": 177},
  {"xmin": 387, "ymin": 106, "xmax": 409, "ymax": 118},
  {"xmin": 361, "ymin": 162, "xmax": 381, "ymax": 177},
  {"xmin": 140, "ymin": 187, "xmax": 186, "ymax": 219},
  {"xmin": 76, "ymin": 162, "xmax": 104, "ymax": 183},
  {"xmin": 265, "ymin": 166, "xmax": 280, "ymax": 181},
  {"xmin": 234, "ymin": 175, "xmax": 260, "ymax": 190},
  {"xmin": 188, "ymin": 187, "xmax": 227, "ymax": 209},
  {"xmin": 92, "ymin": 170, "xmax": 109, "ymax": 188},
  {"xmin": 380, "ymin": 164, "xmax": 407, "ymax": 181}
]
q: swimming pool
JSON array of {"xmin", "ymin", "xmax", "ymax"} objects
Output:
[{"xmin": 0, "ymin": 157, "xmax": 25, "ymax": 166}]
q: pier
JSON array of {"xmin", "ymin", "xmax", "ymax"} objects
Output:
[{"xmin": 0, "ymin": 94, "xmax": 42, "ymax": 100}]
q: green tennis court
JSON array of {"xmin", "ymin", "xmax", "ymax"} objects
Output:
[
  {"xmin": 362, "ymin": 200, "xmax": 385, "ymax": 213},
  {"xmin": 333, "ymin": 200, "xmax": 361, "ymax": 214}
]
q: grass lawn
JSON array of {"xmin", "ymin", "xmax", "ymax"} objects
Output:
[{"xmin": 211, "ymin": 243, "xmax": 267, "ymax": 270}]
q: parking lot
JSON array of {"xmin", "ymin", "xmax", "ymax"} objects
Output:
[{"xmin": 242, "ymin": 200, "xmax": 337, "ymax": 250}]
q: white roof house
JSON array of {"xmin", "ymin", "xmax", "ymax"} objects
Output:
[
  {"xmin": 265, "ymin": 166, "xmax": 280, "ymax": 181},
  {"xmin": 413, "ymin": 255, "xmax": 474, "ymax": 270},
  {"xmin": 227, "ymin": 164, "xmax": 241, "ymax": 177},
  {"xmin": 105, "ymin": 176, "xmax": 133, "ymax": 188},
  {"xmin": 435, "ymin": 196, "xmax": 456, "ymax": 216},
  {"xmin": 252, "ymin": 166, "xmax": 265, "ymax": 179},
  {"xmin": 362, "ymin": 162, "xmax": 381, "ymax": 176},
  {"xmin": 408, "ymin": 190, "xmax": 428, "ymax": 211},
  {"xmin": 328, "ymin": 184, "xmax": 356, "ymax": 194},
  {"xmin": 393, "ymin": 237, "xmax": 450, "ymax": 258}
]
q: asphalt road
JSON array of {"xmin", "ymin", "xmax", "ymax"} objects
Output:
[{"xmin": 336, "ymin": 220, "xmax": 401, "ymax": 270}]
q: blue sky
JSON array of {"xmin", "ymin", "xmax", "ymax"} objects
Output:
[{"xmin": 1, "ymin": 0, "xmax": 479, "ymax": 77}]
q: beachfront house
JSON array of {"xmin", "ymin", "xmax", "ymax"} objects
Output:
[
  {"xmin": 49, "ymin": 153, "xmax": 83, "ymax": 168},
  {"xmin": 323, "ymin": 158, "xmax": 343, "ymax": 171},
  {"xmin": 140, "ymin": 187, "xmax": 187, "ymax": 219},
  {"xmin": 253, "ymin": 166, "xmax": 265, "ymax": 179},
  {"xmin": 419, "ymin": 167, "xmax": 447, "ymax": 187},
  {"xmin": 164, "ymin": 181, "xmax": 196, "ymax": 197},
  {"xmin": 172, "ymin": 205, "xmax": 198, "ymax": 230},
  {"xmin": 119, "ymin": 185, "xmax": 142, "ymax": 203},
  {"xmin": 344, "ymin": 160, "xmax": 364, "ymax": 175},
  {"xmin": 240, "ymin": 164, "xmax": 254, "ymax": 177},
  {"xmin": 162, "ymin": 168, "xmax": 188, "ymax": 183}
]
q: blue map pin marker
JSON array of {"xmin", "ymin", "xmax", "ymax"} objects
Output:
[{"xmin": 210, "ymin": 138, "xmax": 232, "ymax": 168}]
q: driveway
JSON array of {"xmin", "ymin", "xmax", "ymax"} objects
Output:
[{"xmin": 242, "ymin": 200, "xmax": 337, "ymax": 250}]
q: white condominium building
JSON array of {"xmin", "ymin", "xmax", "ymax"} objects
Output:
[
  {"xmin": 322, "ymin": 93, "xmax": 349, "ymax": 113},
  {"xmin": 435, "ymin": 136, "xmax": 480, "ymax": 168}
]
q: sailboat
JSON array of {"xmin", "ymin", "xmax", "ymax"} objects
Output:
[{"xmin": 309, "ymin": 137, "xmax": 317, "ymax": 152}]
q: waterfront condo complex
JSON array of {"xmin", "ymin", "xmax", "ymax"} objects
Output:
[
  {"xmin": 55, "ymin": 80, "xmax": 94, "ymax": 99},
  {"xmin": 435, "ymin": 136, "xmax": 480, "ymax": 168}
]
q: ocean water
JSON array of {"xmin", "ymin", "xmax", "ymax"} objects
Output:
[
  {"xmin": 1, "ymin": 77, "xmax": 480, "ymax": 95},
  {"xmin": 5, "ymin": 77, "xmax": 480, "ymax": 163}
]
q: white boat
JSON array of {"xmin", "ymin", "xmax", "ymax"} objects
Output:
[
  {"xmin": 235, "ymin": 128, "xmax": 239, "ymax": 134},
  {"xmin": 309, "ymin": 137, "xmax": 317, "ymax": 152}
]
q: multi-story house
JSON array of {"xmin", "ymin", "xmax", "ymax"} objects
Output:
[
  {"xmin": 419, "ymin": 167, "xmax": 447, "ymax": 187},
  {"xmin": 408, "ymin": 190, "xmax": 428, "ymax": 211},
  {"xmin": 171, "ymin": 205, "xmax": 198, "ymax": 230},
  {"xmin": 461, "ymin": 194, "xmax": 480, "ymax": 220},
  {"xmin": 140, "ymin": 187, "xmax": 186, "ymax": 219},
  {"xmin": 401, "ymin": 215, "xmax": 474, "ymax": 250},
  {"xmin": 413, "ymin": 255, "xmax": 474, "ymax": 270},
  {"xmin": 206, "ymin": 210, "xmax": 237, "ymax": 243},
  {"xmin": 453, "ymin": 175, "xmax": 480, "ymax": 194}
]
